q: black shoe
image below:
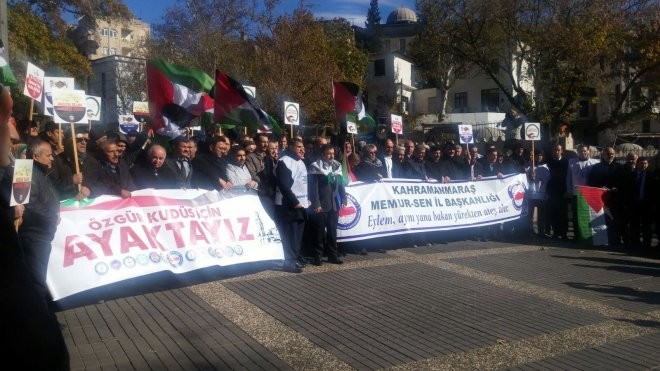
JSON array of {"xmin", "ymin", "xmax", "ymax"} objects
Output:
[
  {"xmin": 311, "ymin": 257, "xmax": 322, "ymax": 266},
  {"xmin": 296, "ymin": 257, "xmax": 307, "ymax": 267},
  {"xmin": 283, "ymin": 261, "xmax": 303, "ymax": 273},
  {"xmin": 328, "ymin": 257, "xmax": 343, "ymax": 265},
  {"xmin": 359, "ymin": 248, "xmax": 368, "ymax": 255}
]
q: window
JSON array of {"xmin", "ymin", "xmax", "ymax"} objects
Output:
[
  {"xmin": 101, "ymin": 28, "xmax": 109, "ymax": 36},
  {"xmin": 399, "ymin": 39, "xmax": 406, "ymax": 53},
  {"xmin": 480, "ymin": 88, "xmax": 499, "ymax": 111},
  {"xmin": 374, "ymin": 59, "xmax": 385, "ymax": 77},
  {"xmin": 384, "ymin": 39, "xmax": 391, "ymax": 52},
  {"xmin": 454, "ymin": 92, "xmax": 467, "ymax": 110},
  {"xmin": 110, "ymin": 29, "xmax": 118, "ymax": 38},
  {"xmin": 109, "ymin": 48, "xmax": 116, "ymax": 55}
]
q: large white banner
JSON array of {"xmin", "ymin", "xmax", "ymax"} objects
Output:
[
  {"xmin": 337, "ymin": 174, "xmax": 528, "ymax": 242},
  {"xmin": 48, "ymin": 189, "xmax": 284, "ymax": 300}
]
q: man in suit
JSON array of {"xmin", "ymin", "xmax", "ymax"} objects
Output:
[
  {"xmin": 166, "ymin": 136, "xmax": 193, "ymax": 188},
  {"xmin": 630, "ymin": 157, "xmax": 655, "ymax": 248},
  {"xmin": 307, "ymin": 144, "xmax": 346, "ymax": 265}
]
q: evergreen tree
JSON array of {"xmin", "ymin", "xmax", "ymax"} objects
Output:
[{"xmin": 365, "ymin": 0, "xmax": 381, "ymax": 29}]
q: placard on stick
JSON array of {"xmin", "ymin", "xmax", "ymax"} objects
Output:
[
  {"xmin": 346, "ymin": 120, "xmax": 358, "ymax": 134},
  {"xmin": 284, "ymin": 101, "xmax": 300, "ymax": 126},
  {"xmin": 525, "ymin": 122, "xmax": 541, "ymax": 141},
  {"xmin": 391, "ymin": 114, "xmax": 403, "ymax": 135},
  {"xmin": 458, "ymin": 124, "xmax": 474, "ymax": 144}
]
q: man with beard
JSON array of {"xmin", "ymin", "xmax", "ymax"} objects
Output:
[
  {"xmin": 546, "ymin": 143, "xmax": 569, "ymax": 240},
  {"xmin": 307, "ymin": 144, "xmax": 346, "ymax": 265},
  {"xmin": 275, "ymin": 139, "xmax": 309, "ymax": 273},
  {"xmin": 378, "ymin": 139, "xmax": 395, "ymax": 178},
  {"xmin": 425, "ymin": 145, "xmax": 444, "ymax": 181},
  {"xmin": 567, "ymin": 144, "xmax": 599, "ymax": 240},
  {"xmin": 439, "ymin": 142, "xmax": 462, "ymax": 181},
  {"xmin": 130, "ymin": 144, "xmax": 179, "ymax": 189},
  {"xmin": 588, "ymin": 147, "xmax": 625, "ymax": 246},
  {"xmin": 86, "ymin": 140, "xmax": 135, "ymax": 198},
  {"xmin": 51, "ymin": 130, "xmax": 95, "ymax": 200},
  {"xmin": 192, "ymin": 135, "xmax": 231, "ymax": 191},
  {"xmin": 166, "ymin": 136, "xmax": 194, "ymax": 188},
  {"xmin": 224, "ymin": 146, "xmax": 259, "ymax": 190},
  {"xmin": 407, "ymin": 144, "xmax": 428, "ymax": 180},
  {"xmin": 360, "ymin": 144, "xmax": 386, "ymax": 179}
]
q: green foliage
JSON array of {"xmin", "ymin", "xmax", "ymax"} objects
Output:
[{"xmin": 365, "ymin": 0, "xmax": 381, "ymax": 29}]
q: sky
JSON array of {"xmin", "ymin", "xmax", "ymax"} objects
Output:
[{"xmin": 124, "ymin": 0, "xmax": 416, "ymax": 29}]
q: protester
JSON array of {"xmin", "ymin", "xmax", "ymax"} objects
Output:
[
  {"xmin": 131, "ymin": 144, "xmax": 180, "ymax": 189},
  {"xmin": 192, "ymin": 135, "xmax": 231, "ymax": 191},
  {"xmin": 86, "ymin": 139, "xmax": 135, "ymax": 198},
  {"xmin": 307, "ymin": 143, "xmax": 346, "ymax": 265},
  {"xmin": 275, "ymin": 138, "xmax": 309, "ymax": 273},
  {"xmin": 0, "ymin": 83, "xmax": 69, "ymax": 370}
]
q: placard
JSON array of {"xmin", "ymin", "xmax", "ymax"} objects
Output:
[
  {"xmin": 391, "ymin": 114, "xmax": 402, "ymax": 135},
  {"xmin": 86, "ymin": 95, "xmax": 102, "ymax": 122},
  {"xmin": 458, "ymin": 124, "xmax": 474, "ymax": 144},
  {"xmin": 23, "ymin": 62, "xmax": 44, "ymax": 101},
  {"xmin": 525, "ymin": 122, "xmax": 541, "ymax": 141},
  {"xmin": 346, "ymin": 120, "xmax": 358, "ymax": 134},
  {"xmin": 51, "ymin": 89, "xmax": 88, "ymax": 124},
  {"xmin": 284, "ymin": 101, "xmax": 300, "ymax": 126},
  {"xmin": 10, "ymin": 159, "xmax": 33, "ymax": 206},
  {"xmin": 43, "ymin": 77, "xmax": 75, "ymax": 116},
  {"xmin": 118, "ymin": 114, "xmax": 139, "ymax": 134}
]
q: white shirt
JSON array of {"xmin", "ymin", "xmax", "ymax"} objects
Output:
[{"xmin": 567, "ymin": 157, "xmax": 600, "ymax": 195}]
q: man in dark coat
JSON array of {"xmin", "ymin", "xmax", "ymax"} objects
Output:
[
  {"xmin": 86, "ymin": 139, "xmax": 135, "ymax": 198},
  {"xmin": 0, "ymin": 86, "xmax": 69, "ymax": 369},
  {"xmin": 131, "ymin": 144, "xmax": 180, "ymax": 189},
  {"xmin": 546, "ymin": 143, "xmax": 569, "ymax": 239},
  {"xmin": 191, "ymin": 136, "xmax": 231, "ymax": 191},
  {"xmin": 307, "ymin": 144, "xmax": 346, "ymax": 265},
  {"xmin": 166, "ymin": 135, "xmax": 194, "ymax": 188},
  {"xmin": 19, "ymin": 139, "xmax": 61, "ymax": 302},
  {"xmin": 588, "ymin": 147, "xmax": 625, "ymax": 246}
]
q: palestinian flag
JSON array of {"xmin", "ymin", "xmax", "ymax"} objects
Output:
[
  {"xmin": 333, "ymin": 81, "xmax": 375, "ymax": 127},
  {"xmin": 213, "ymin": 69, "xmax": 281, "ymax": 134},
  {"xmin": 575, "ymin": 185, "xmax": 608, "ymax": 246},
  {"xmin": 0, "ymin": 45, "xmax": 17, "ymax": 86},
  {"xmin": 147, "ymin": 59, "xmax": 214, "ymax": 137}
]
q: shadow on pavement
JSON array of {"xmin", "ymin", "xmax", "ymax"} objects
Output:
[{"xmin": 563, "ymin": 282, "xmax": 660, "ymax": 305}]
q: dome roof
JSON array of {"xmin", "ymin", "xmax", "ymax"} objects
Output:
[{"xmin": 386, "ymin": 7, "xmax": 418, "ymax": 24}]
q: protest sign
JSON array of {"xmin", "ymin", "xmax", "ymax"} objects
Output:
[
  {"xmin": 458, "ymin": 124, "xmax": 474, "ymax": 144},
  {"xmin": 43, "ymin": 77, "xmax": 75, "ymax": 116},
  {"xmin": 23, "ymin": 62, "xmax": 44, "ymax": 101},
  {"xmin": 391, "ymin": 114, "xmax": 403, "ymax": 135},
  {"xmin": 10, "ymin": 159, "xmax": 33, "ymax": 206},
  {"xmin": 86, "ymin": 95, "xmax": 102, "ymax": 122},
  {"xmin": 51, "ymin": 89, "xmax": 88, "ymax": 124},
  {"xmin": 284, "ymin": 101, "xmax": 300, "ymax": 126}
]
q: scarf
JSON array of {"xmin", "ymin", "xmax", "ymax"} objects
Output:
[{"xmin": 309, "ymin": 158, "xmax": 343, "ymax": 185}]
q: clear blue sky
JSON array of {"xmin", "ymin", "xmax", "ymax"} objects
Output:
[{"xmin": 124, "ymin": 0, "xmax": 416, "ymax": 28}]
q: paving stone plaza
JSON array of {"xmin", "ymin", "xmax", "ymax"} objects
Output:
[{"xmin": 56, "ymin": 240, "xmax": 660, "ymax": 370}]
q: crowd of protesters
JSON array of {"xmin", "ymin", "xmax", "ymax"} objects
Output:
[{"xmin": 3, "ymin": 79, "xmax": 660, "ymax": 362}]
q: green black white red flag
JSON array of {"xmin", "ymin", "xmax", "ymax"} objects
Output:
[
  {"xmin": 333, "ymin": 81, "xmax": 375, "ymax": 127},
  {"xmin": 213, "ymin": 69, "xmax": 280, "ymax": 134},
  {"xmin": 146, "ymin": 59, "xmax": 214, "ymax": 137},
  {"xmin": 575, "ymin": 185, "xmax": 608, "ymax": 246}
]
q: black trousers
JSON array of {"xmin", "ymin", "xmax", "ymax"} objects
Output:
[
  {"xmin": 20, "ymin": 235, "xmax": 53, "ymax": 302},
  {"xmin": 547, "ymin": 195, "xmax": 568, "ymax": 238},
  {"xmin": 309, "ymin": 210, "xmax": 340, "ymax": 259},
  {"xmin": 275, "ymin": 206, "xmax": 306, "ymax": 261}
]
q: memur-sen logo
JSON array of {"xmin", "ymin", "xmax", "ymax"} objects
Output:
[
  {"xmin": 337, "ymin": 193, "xmax": 361, "ymax": 230},
  {"xmin": 507, "ymin": 181, "xmax": 526, "ymax": 211}
]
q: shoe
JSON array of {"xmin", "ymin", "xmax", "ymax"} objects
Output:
[
  {"xmin": 283, "ymin": 261, "xmax": 303, "ymax": 273},
  {"xmin": 296, "ymin": 256, "xmax": 307, "ymax": 267},
  {"xmin": 311, "ymin": 257, "xmax": 322, "ymax": 266},
  {"xmin": 328, "ymin": 257, "xmax": 344, "ymax": 265}
]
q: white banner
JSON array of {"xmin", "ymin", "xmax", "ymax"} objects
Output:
[
  {"xmin": 337, "ymin": 174, "xmax": 528, "ymax": 242},
  {"xmin": 48, "ymin": 189, "xmax": 284, "ymax": 300}
]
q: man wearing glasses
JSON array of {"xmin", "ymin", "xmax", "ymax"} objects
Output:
[{"xmin": 51, "ymin": 129, "xmax": 95, "ymax": 200}]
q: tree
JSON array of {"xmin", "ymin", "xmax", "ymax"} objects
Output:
[
  {"xmin": 11, "ymin": 0, "xmax": 132, "ymax": 36},
  {"xmin": 365, "ymin": 0, "xmax": 381, "ymax": 29},
  {"xmin": 7, "ymin": 3, "xmax": 92, "ymax": 115},
  {"xmin": 252, "ymin": 9, "xmax": 342, "ymax": 134},
  {"xmin": 321, "ymin": 18, "xmax": 369, "ymax": 84},
  {"xmin": 410, "ymin": 0, "xmax": 470, "ymax": 117}
]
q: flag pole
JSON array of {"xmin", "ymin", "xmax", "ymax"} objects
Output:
[
  {"xmin": 531, "ymin": 139, "xmax": 535, "ymax": 169},
  {"xmin": 70, "ymin": 123, "xmax": 81, "ymax": 192}
]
